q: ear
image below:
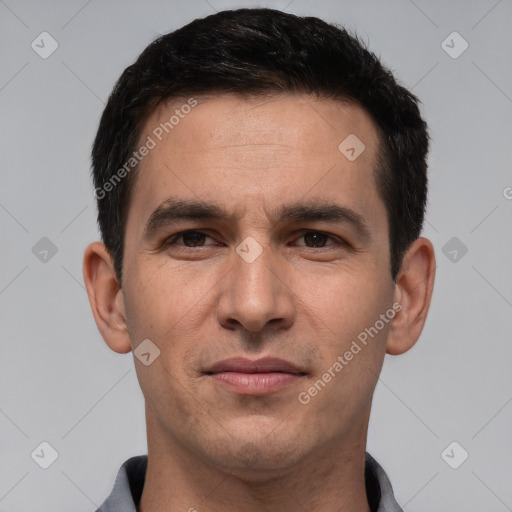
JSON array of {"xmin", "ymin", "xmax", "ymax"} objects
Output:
[
  {"xmin": 386, "ymin": 237, "xmax": 436, "ymax": 355},
  {"xmin": 82, "ymin": 241, "xmax": 132, "ymax": 354}
]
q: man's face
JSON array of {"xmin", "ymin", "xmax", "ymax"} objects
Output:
[{"xmin": 120, "ymin": 94, "xmax": 396, "ymax": 472}]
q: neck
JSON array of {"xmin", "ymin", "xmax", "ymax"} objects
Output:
[{"xmin": 139, "ymin": 411, "xmax": 372, "ymax": 512}]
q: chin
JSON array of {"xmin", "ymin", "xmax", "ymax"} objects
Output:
[{"xmin": 198, "ymin": 425, "xmax": 311, "ymax": 477}]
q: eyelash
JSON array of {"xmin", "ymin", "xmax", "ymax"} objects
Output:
[{"xmin": 163, "ymin": 230, "xmax": 348, "ymax": 250}]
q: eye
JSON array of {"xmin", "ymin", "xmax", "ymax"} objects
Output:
[
  {"xmin": 164, "ymin": 230, "xmax": 218, "ymax": 248},
  {"xmin": 293, "ymin": 231, "xmax": 346, "ymax": 248}
]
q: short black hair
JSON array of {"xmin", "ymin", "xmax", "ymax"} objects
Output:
[{"xmin": 92, "ymin": 7, "xmax": 429, "ymax": 286}]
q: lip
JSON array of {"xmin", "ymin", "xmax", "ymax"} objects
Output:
[
  {"xmin": 205, "ymin": 357, "xmax": 307, "ymax": 395},
  {"xmin": 206, "ymin": 357, "xmax": 305, "ymax": 375}
]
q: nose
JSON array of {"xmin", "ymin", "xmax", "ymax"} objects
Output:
[{"xmin": 216, "ymin": 241, "xmax": 295, "ymax": 335}]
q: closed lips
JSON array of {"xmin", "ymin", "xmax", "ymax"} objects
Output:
[{"xmin": 205, "ymin": 357, "xmax": 306, "ymax": 375}]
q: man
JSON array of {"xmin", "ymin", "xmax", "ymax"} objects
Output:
[{"xmin": 83, "ymin": 8, "xmax": 435, "ymax": 512}]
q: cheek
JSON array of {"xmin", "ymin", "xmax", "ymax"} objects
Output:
[
  {"xmin": 297, "ymin": 262, "xmax": 388, "ymax": 335},
  {"xmin": 123, "ymin": 258, "xmax": 210, "ymax": 341},
  {"xmin": 122, "ymin": 259, "xmax": 219, "ymax": 403},
  {"xmin": 295, "ymin": 264, "xmax": 392, "ymax": 403},
  {"xmin": 299, "ymin": 284, "xmax": 390, "ymax": 433},
  {"xmin": 122, "ymin": 263, "xmax": 206, "ymax": 417}
]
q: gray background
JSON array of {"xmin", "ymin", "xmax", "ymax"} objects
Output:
[{"xmin": 1, "ymin": 0, "xmax": 511, "ymax": 510}]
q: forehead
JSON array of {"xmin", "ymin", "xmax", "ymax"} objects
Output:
[
  {"xmin": 127, "ymin": 93, "xmax": 385, "ymax": 234},
  {"xmin": 144, "ymin": 93, "xmax": 380, "ymax": 157}
]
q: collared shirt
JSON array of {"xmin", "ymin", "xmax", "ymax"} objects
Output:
[{"xmin": 96, "ymin": 452, "xmax": 403, "ymax": 512}]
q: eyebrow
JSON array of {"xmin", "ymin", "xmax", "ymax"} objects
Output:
[{"xmin": 143, "ymin": 197, "xmax": 371, "ymax": 241}]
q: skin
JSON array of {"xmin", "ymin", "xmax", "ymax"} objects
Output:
[{"xmin": 83, "ymin": 93, "xmax": 435, "ymax": 512}]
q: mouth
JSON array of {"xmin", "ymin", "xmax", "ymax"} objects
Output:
[{"xmin": 204, "ymin": 357, "xmax": 307, "ymax": 395}]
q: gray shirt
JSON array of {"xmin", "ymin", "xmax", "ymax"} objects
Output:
[{"xmin": 96, "ymin": 452, "xmax": 403, "ymax": 511}]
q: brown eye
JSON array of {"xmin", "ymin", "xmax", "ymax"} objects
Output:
[
  {"xmin": 302, "ymin": 232, "xmax": 330, "ymax": 248},
  {"xmin": 294, "ymin": 231, "xmax": 343, "ymax": 248},
  {"xmin": 180, "ymin": 231, "xmax": 207, "ymax": 247},
  {"xmin": 164, "ymin": 231, "xmax": 215, "ymax": 248}
]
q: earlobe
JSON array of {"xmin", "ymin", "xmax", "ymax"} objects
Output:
[
  {"xmin": 82, "ymin": 241, "xmax": 132, "ymax": 354},
  {"xmin": 386, "ymin": 237, "xmax": 436, "ymax": 356}
]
